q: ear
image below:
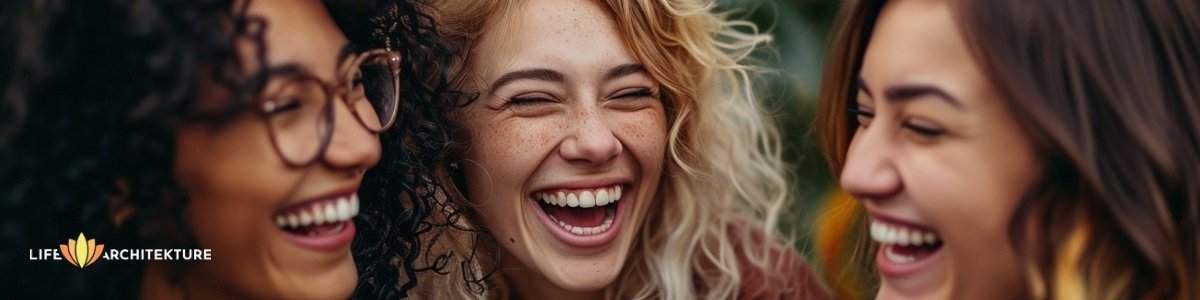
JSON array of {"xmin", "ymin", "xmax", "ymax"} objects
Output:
[{"xmin": 109, "ymin": 178, "xmax": 135, "ymax": 228}]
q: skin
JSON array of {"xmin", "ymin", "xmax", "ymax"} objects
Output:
[
  {"xmin": 143, "ymin": 0, "xmax": 380, "ymax": 298},
  {"xmin": 455, "ymin": 0, "xmax": 667, "ymax": 298},
  {"xmin": 841, "ymin": 0, "xmax": 1042, "ymax": 299}
]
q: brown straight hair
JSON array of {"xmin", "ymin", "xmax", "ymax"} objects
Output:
[{"xmin": 816, "ymin": 0, "xmax": 1200, "ymax": 299}]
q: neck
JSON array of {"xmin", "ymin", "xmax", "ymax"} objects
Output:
[
  {"xmin": 503, "ymin": 268, "xmax": 607, "ymax": 300},
  {"xmin": 140, "ymin": 262, "xmax": 222, "ymax": 300}
]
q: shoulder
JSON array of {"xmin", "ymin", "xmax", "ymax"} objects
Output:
[{"xmin": 731, "ymin": 224, "xmax": 831, "ymax": 300}]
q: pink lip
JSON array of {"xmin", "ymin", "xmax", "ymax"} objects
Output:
[
  {"xmin": 527, "ymin": 185, "xmax": 628, "ymax": 248},
  {"xmin": 867, "ymin": 211, "xmax": 937, "ymax": 233},
  {"xmin": 875, "ymin": 242, "xmax": 944, "ymax": 278},
  {"xmin": 280, "ymin": 220, "xmax": 356, "ymax": 252},
  {"xmin": 529, "ymin": 178, "xmax": 630, "ymax": 194}
]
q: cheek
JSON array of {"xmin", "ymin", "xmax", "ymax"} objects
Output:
[
  {"xmin": 173, "ymin": 121, "xmax": 293, "ymax": 260},
  {"xmin": 461, "ymin": 116, "xmax": 558, "ymax": 201},
  {"xmin": 906, "ymin": 148, "xmax": 1023, "ymax": 234},
  {"xmin": 616, "ymin": 108, "xmax": 669, "ymax": 170}
]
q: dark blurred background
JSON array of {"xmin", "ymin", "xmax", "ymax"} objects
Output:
[{"xmin": 715, "ymin": 0, "xmax": 841, "ymax": 257}]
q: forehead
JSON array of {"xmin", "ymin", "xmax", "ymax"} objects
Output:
[
  {"xmin": 244, "ymin": 0, "xmax": 348, "ymax": 76},
  {"xmin": 860, "ymin": 0, "xmax": 984, "ymax": 94},
  {"xmin": 469, "ymin": 0, "xmax": 636, "ymax": 82}
]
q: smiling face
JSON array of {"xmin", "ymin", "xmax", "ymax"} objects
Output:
[
  {"xmin": 168, "ymin": 0, "xmax": 378, "ymax": 298},
  {"xmin": 841, "ymin": 0, "xmax": 1042, "ymax": 299},
  {"xmin": 454, "ymin": 0, "xmax": 667, "ymax": 296}
]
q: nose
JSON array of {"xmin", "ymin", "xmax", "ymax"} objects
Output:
[
  {"xmin": 559, "ymin": 108, "xmax": 622, "ymax": 166},
  {"xmin": 840, "ymin": 126, "xmax": 902, "ymax": 200},
  {"xmin": 321, "ymin": 98, "xmax": 382, "ymax": 171}
]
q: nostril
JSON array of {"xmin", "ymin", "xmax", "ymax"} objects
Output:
[
  {"xmin": 560, "ymin": 129, "xmax": 622, "ymax": 164},
  {"xmin": 840, "ymin": 159, "xmax": 902, "ymax": 199}
]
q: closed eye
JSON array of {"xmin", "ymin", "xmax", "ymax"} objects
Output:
[
  {"xmin": 266, "ymin": 97, "xmax": 302, "ymax": 114},
  {"xmin": 610, "ymin": 87, "xmax": 656, "ymax": 100},
  {"xmin": 507, "ymin": 94, "xmax": 557, "ymax": 106},
  {"xmin": 903, "ymin": 121, "xmax": 945, "ymax": 137},
  {"xmin": 848, "ymin": 106, "xmax": 875, "ymax": 128},
  {"xmin": 500, "ymin": 92, "xmax": 560, "ymax": 117}
]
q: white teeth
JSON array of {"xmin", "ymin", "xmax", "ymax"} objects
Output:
[
  {"xmin": 299, "ymin": 210, "xmax": 313, "ymax": 227},
  {"xmin": 337, "ymin": 198, "xmax": 351, "ymax": 221},
  {"xmin": 536, "ymin": 185, "xmax": 624, "ymax": 208},
  {"xmin": 323, "ymin": 203, "xmax": 337, "ymax": 222},
  {"xmin": 273, "ymin": 194, "xmax": 362, "ymax": 229},
  {"xmin": 311, "ymin": 205, "xmax": 326, "ymax": 225},
  {"xmin": 596, "ymin": 189, "xmax": 610, "ymax": 206},
  {"xmin": 579, "ymin": 191, "xmax": 596, "ymax": 208},
  {"xmin": 566, "ymin": 193, "xmax": 579, "ymax": 207},
  {"xmin": 870, "ymin": 220, "xmax": 940, "ymax": 247}
]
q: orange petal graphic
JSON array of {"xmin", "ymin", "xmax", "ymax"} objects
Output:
[
  {"xmin": 87, "ymin": 243, "xmax": 105, "ymax": 267},
  {"xmin": 59, "ymin": 244, "xmax": 79, "ymax": 267}
]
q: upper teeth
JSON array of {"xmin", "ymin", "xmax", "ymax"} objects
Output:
[
  {"xmin": 274, "ymin": 194, "xmax": 360, "ymax": 228},
  {"xmin": 536, "ymin": 185, "xmax": 622, "ymax": 208},
  {"xmin": 870, "ymin": 220, "xmax": 939, "ymax": 246}
]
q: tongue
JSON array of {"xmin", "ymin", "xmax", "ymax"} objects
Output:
[
  {"xmin": 286, "ymin": 221, "xmax": 345, "ymax": 237},
  {"xmin": 543, "ymin": 204, "xmax": 607, "ymax": 227},
  {"xmin": 891, "ymin": 242, "xmax": 941, "ymax": 260}
]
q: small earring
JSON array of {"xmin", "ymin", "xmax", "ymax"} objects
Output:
[{"xmin": 449, "ymin": 162, "xmax": 459, "ymax": 170}]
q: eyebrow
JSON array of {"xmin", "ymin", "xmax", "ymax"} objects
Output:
[
  {"xmin": 489, "ymin": 64, "xmax": 649, "ymax": 92},
  {"xmin": 605, "ymin": 64, "xmax": 648, "ymax": 81},
  {"xmin": 856, "ymin": 75, "xmax": 964, "ymax": 109},
  {"xmin": 491, "ymin": 68, "xmax": 565, "ymax": 91}
]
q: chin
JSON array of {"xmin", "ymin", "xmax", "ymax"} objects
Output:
[
  {"xmin": 544, "ymin": 263, "xmax": 622, "ymax": 292},
  {"xmin": 279, "ymin": 261, "xmax": 358, "ymax": 299}
]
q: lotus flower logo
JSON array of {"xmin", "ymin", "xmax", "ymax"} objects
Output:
[{"xmin": 59, "ymin": 233, "xmax": 104, "ymax": 268}]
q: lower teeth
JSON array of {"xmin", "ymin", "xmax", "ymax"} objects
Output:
[
  {"xmin": 884, "ymin": 245, "xmax": 916, "ymax": 264},
  {"xmin": 548, "ymin": 207, "xmax": 615, "ymax": 235}
]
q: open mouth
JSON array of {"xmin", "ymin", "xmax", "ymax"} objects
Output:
[
  {"xmin": 529, "ymin": 184, "xmax": 625, "ymax": 248},
  {"xmin": 273, "ymin": 193, "xmax": 359, "ymax": 251},
  {"xmin": 870, "ymin": 219, "xmax": 943, "ymax": 276}
]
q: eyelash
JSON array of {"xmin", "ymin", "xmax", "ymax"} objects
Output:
[
  {"xmin": 506, "ymin": 95, "xmax": 554, "ymax": 106},
  {"xmin": 847, "ymin": 107, "xmax": 945, "ymax": 137},
  {"xmin": 266, "ymin": 97, "xmax": 303, "ymax": 114},
  {"xmin": 612, "ymin": 87, "xmax": 654, "ymax": 99},
  {"xmin": 505, "ymin": 87, "xmax": 655, "ymax": 107}
]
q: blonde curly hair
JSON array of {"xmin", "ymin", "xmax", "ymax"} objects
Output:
[{"xmin": 426, "ymin": 0, "xmax": 809, "ymax": 298}]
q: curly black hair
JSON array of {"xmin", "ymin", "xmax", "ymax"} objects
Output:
[{"xmin": 0, "ymin": 0, "xmax": 473, "ymax": 298}]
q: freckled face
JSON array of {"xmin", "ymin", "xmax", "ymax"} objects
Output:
[{"xmin": 456, "ymin": 0, "xmax": 667, "ymax": 293}]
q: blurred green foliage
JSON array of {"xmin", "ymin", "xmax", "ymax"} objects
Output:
[{"xmin": 715, "ymin": 0, "xmax": 841, "ymax": 255}]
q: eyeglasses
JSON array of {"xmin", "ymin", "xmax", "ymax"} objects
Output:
[{"xmin": 258, "ymin": 47, "xmax": 402, "ymax": 166}]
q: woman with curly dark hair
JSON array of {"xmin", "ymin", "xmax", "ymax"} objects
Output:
[{"xmin": 0, "ymin": 0, "xmax": 462, "ymax": 298}]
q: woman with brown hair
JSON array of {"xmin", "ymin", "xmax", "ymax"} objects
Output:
[{"xmin": 815, "ymin": 0, "xmax": 1200, "ymax": 298}]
